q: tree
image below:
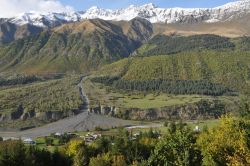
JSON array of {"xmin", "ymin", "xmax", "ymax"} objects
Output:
[
  {"xmin": 89, "ymin": 154, "xmax": 111, "ymax": 166},
  {"xmin": 0, "ymin": 141, "xmax": 26, "ymax": 166},
  {"xmin": 11, "ymin": 141, "xmax": 26, "ymax": 166},
  {"xmin": 239, "ymin": 97, "xmax": 250, "ymax": 119},
  {"xmin": 197, "ymin": 115, "xmax": 250, "ymax": 166},
  {"xmin": 51, "ymin": 147, "xmax": 72, "ymax": 166},
  {"xmin": 73, "ymin": 144, "xmax": 90, "ymax": 166},
  {"xmin": 0, "ymin": 146, "xmax": 11, "ymax": 166},
  {"xmin": 44, "ymin": 137, "xmax": 53, "ymax": 146},
  {"xmin": 112, "ymin": 155, "xmax": 127, "ymax": 166},
  {"xmin": 93, "ymin": 137, "xmax": 111, "ymax": 154},
  {"xmin": 0, "ymin": 140, "xmax": 71, "ymax": 166},
  {"xmin": 148, "ymin": 127, "xmax": 201, "ymax": 166},
  {"xmin": 65, "ymin": 140, "xmax": 84, "ymax": 157}
]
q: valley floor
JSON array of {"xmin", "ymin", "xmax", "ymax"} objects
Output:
[
  {"xmin": 0, "ymin": 76, "xmax": 137, "ymax": 138},
  {"xmin": 0, "ymin": 75, "xmax": 241, "ymax": 138},
  {"xmin": 0, "ymin": 112, "xmax": 135, "ymax": 139}
]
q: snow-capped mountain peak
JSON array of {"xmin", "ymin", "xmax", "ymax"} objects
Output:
[
  {"xmin": 141, "ymin": 3, "xmax": 157, "ymax": 9},
  {"xmin": 5, "ymin": 0, "xmax": 250, "ymax": 27}
]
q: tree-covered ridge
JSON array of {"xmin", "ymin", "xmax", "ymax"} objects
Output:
[
  {"xmin": 134, "ymin": 34, "xmax": 250, "ymax": 56},
  {"xmin": 233, "ymin": 36, "xmax": 250, "ymax": 51},
  {"xmin": 91, "ymin": 76, "xmax": 233, "ymax": 96},
  {"xmin": 98, "ymin": 50, "xmax": 250, "ymax": 94},
  {"xmin": 0, "ymin": 75, "xmax": 85, "ymax": 129},
  {"xmin": 0, "ymin": 75, "xmax": 41, "ymax": 86},
  {"xmin": 0, "ymin": 76, "xmax": 82, "ymax": 113}
]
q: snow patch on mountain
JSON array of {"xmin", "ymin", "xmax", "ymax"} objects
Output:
[{"xmin": 4, "ymin": 0, "xmax": 250, "ymax": 27}]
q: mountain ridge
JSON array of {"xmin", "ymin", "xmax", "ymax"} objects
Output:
[
  {"xmin": 2, "ymin": 0, "xmax": 250, "ymax": 27},
  {"xmin": 0, "ymin": 18, "xmax": 153, "ymax": 74},
  {"xmin": 1, "ymin": 1, "xmax": 250, "ymax": 44}
]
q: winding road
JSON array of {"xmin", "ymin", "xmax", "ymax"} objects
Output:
[{"xmin": 0, "ymin": 76, "xmax": 133, "ymax": 139}]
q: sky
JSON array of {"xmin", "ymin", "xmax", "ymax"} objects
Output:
[
  {"xmin": 0, "ymin": 0, "xmax": 237, "ymax": 18},
  {"xmin": 61, "ymin": 0, "xmax": 236, "ymax": 11}
]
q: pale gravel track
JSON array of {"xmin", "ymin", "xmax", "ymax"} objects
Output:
[
  {"xmin": 0, "ymin": 112, "xmax": 132, "ymax": 139},
  {"xmin": 0, "ymin": 76, "xmax": 134, "ymax": 139}
]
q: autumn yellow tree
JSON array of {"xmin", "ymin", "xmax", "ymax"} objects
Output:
[
  {"xmin": 112, "ymin": 155, "xmax": 127, "ymax": 166},
  {"xmin": 89, "ymin": 153, "xmax": 111, "ymax": 166},
  {"xmin": 197, "ymin": 115, "xmax": 250, "ymax": 166},
  {"xmin": 65, "ymin": 140, "xmax": 85, "ymax": 157}
]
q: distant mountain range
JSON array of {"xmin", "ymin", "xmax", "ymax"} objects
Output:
[
  {"xmin": 0, "ymin": 0, "xmax": 250, "ymax": 77},
  {"xmin": 2, "ymin": 0, "xmax": 250, "ymax": 27},
  {"xmin": 0, "ymin": 0, "xmax": 250, "ymax": 45}
]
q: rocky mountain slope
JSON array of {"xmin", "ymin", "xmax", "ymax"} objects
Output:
[
  {"xmin": 0, "ymin": 21, "xmax": 43, "ymax": 45},
  {"xmin": 0, "ymin": 18, "xmax": 153, "ymax": 74}
]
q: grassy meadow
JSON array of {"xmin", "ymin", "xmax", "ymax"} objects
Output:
[{"xmin": 83, "ymin": 78, "xmax": 239, "ymax": 110}]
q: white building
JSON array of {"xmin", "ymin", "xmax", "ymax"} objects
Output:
[{"xmin": 23, "ymin": 138, "xmax": 36, "ymax": 145}]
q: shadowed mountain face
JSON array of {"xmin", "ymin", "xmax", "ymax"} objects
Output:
[
  {"xmin": 0, "ymin": 18, "xmax": 153, "ymax": 74},
  {"xmin": 126, "ymin": 18, "xmax": 153, "ymax": 45},
  {"xmin": 0, "ymin": 21, "xmax": 43, "ymax": 45}
]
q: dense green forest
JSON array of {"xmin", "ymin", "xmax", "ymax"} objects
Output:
[
  {"xmin": 0, "ymin": 75, "xmax": 41, "ymax": 86},
  {"xmin": 98, "ymin": 50, "xmax": 250, "ymax": 94},
  {"xmin": 134, "ymin": 34, "xmax": 250, "ymax": 56},
  {"xmin": 91, "ymin": 76, "xmax": 233, "ymax": 96},
  {"xmin": 0, "ymin": 140, "xmax": 71, "ymax": 166}
]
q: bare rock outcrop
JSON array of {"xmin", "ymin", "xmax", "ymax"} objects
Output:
[{"xmin": 89, "ymin": 100, "xmax": 236, "ymax": 121}]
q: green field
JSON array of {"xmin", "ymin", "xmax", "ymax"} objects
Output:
[
  {"xmin": 35, "ymin": 136, "xmax": 65, "ymax": 152},
  {"xmin": 83, "ymin": 78, "xmax": 239, "ymax": 110},
  {"xmin": 123, "ymin": 94, "xmax": 209, "ymax": 109}
]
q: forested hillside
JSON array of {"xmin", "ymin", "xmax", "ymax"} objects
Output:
[
  {"xmin": 0, "ymin": 75, "xmax": 83, "ymax": 129},
  {"xmin": 91, "ymin": 76, "xmax": 233, "ymax": 96},
  {"xmin": 97, "ymin": 50, "xmax": 250, "ymax": 94},
  {"xmin": 134, "ymin": 34, "xmax": 250, "ymax": 56}
]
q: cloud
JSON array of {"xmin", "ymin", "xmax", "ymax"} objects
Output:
[{"xmin": 0, "ymin": 0, "xmax": 75, "ymax": 18}]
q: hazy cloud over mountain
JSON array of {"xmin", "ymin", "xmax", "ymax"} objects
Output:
[{"xmin": 0, "ymin": 0, "xmax": 74, "ymax": 18}]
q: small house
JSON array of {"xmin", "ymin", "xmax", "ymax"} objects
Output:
[
  {"xmin": 194, "ymin": 126, "xmax": 201, "ymax": 132},
  {"xmin": 23, "ymin": 138, "xmax": 36, "ymax": 145}
]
